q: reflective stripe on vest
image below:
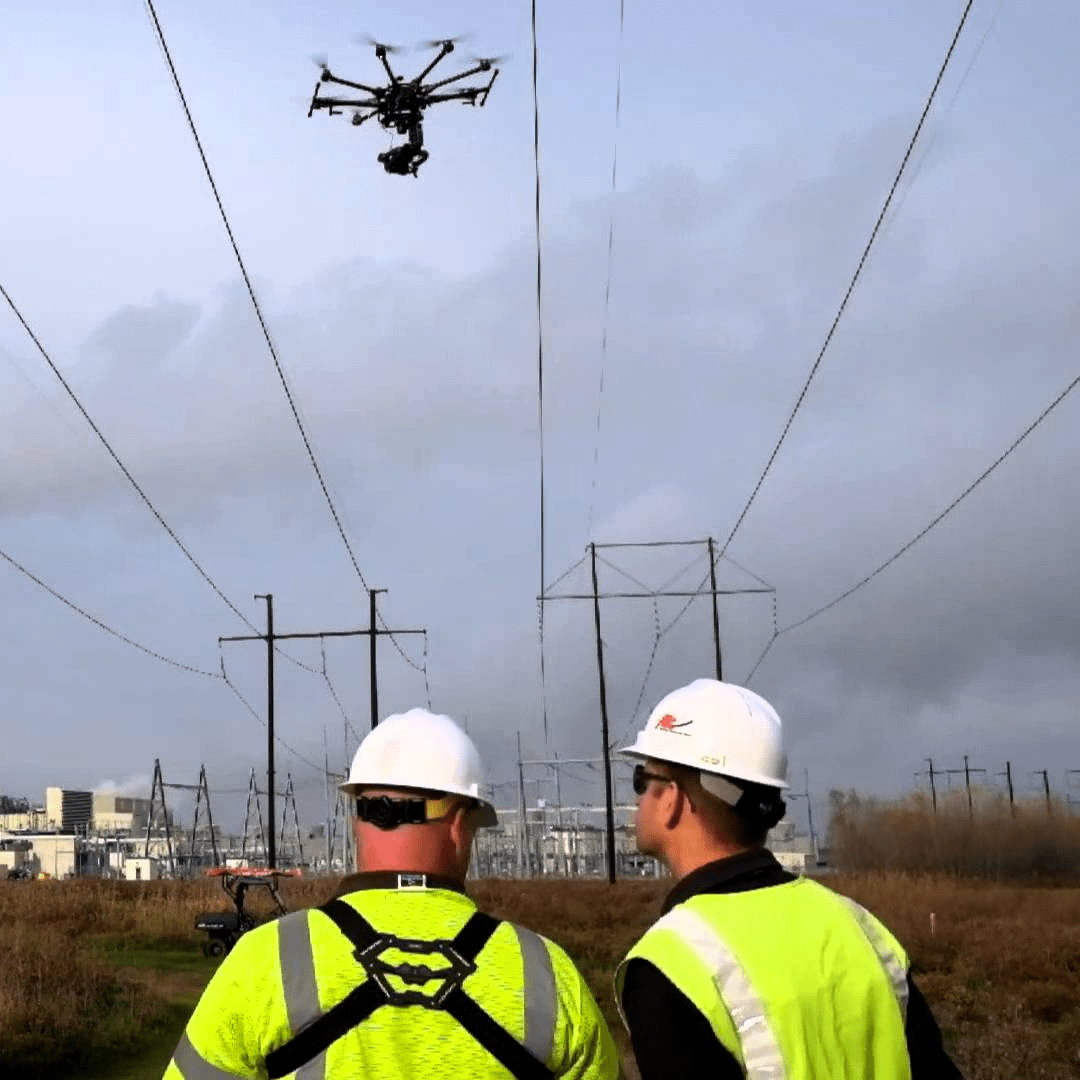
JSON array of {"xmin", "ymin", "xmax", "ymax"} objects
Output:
[
  {"xmin": 274, "ymin": 907, "xmax": 559, "ymax": 1074},
  {"xmin": 838, "ymin": 896, "xmax": 909, "ymax": 1023},
  {"xmin": 650, "ymin": 905, "xmax": 787, "ymax": 1080},
  {"xmin": 171, "ymin": 1030, "xmax": 243, "ymax": 1080},
  {"xmin": 277, "ymin": 909, "xmax": 328, "ymax": 1080},
  {"xmin": 511, "ymin": 923, "xmax": 558, "ymax": 1064}
]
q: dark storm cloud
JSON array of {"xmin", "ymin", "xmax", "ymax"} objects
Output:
[{"xmin": 2, "ymin": 108, "xmax": 1077, "ymax": 824}]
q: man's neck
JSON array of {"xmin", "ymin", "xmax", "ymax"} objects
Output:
[{"xmin": 666, "ymin": 839, "xmax": 754, "ymax": 882}]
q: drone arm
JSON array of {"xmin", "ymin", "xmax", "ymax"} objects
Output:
[
  {"xmin": 415, "ymin": 42, "xmax": 454, "ymax": 83},
  {"xmin": 423, "ymin": 90, "xmax": 482, "ymax": 104},
  {"xmin": 423, "ymin": 64, "xmax": 491, "ymax": 92},
  {"xmin": 320, "ymin": 71, "xmax": 382, "ymax": 94},
  {"xmin": 480, "ymin": 69, "xmax": 499, "ymax": 106},
  {"xmin": 311, "ymin": 95, "xmax": 381, "ymax": 110},
  {"xmin": 378, "ymin": 51, "xmax": 398, "ymax": 83}
]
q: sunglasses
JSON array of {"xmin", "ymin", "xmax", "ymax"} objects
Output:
[{"xmin": 632, "ymin": 764, "xmax": 674, "ymax": 796}]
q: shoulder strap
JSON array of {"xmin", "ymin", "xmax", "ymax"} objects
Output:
[
  {"xmin": 451, "ymin": 910, "xmax": 501, "ymax": 962},
  {"xmin": 265, "ymin": 905, "xmax": 555, "ymax": 1080},
  {"xmin": 266, "ymin": 979, "xmax": 385, "ymax": 1079},
  {"xmin": 266, "ymin": 901, "xmax": 383, "ymax": 1079},
  {"xmin": 442, "ymin": 985, "xmax": 556, "ymax": 1080}
]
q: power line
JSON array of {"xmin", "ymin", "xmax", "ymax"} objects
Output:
[
  {"xmin": 0, "ymin": 285, "xmax": 321, "ymax": 679},
  {"xmin": 719, "ymin": 0, "xmax": 977, "ymax": 561},
  {"xmin": 882, "ymin": 0, "xmax": 1005, "ymax": 238},
  {"xmin": 532, "ymin": 0, "xmax": 550, "ymax": 748},
  {"xmin": 143, "ymin": 1, "xmax": 433, "ymax": 683},
  {"xmin": 586, "ymin": 0, "xmax": 625, "ymax": 542},
  {"xmin": 0, "ymin": 279, "xmax": 253, "ymax": 630},
  {"xmin": 747, "ymin": 368, "xmax": 1080, "ymax": 681},
  {"xmin": 785, "ymin": 371, "xmax": 1079, "ymax": 634},
  {"xmin": 218, "ymin": 649, "xmax": 329, "ymax": 777},
  {"xmin": 1, "ymin": 537, "xmax": 332, "ymax": 777},
  {"xmin": 320, "ymin": 638, "xmax": 361, "ymax": 746},
  {"xmin": 0, "ymin": 543, "xmax": 218, "ymax": 679},
  {"xmin": 142, "ymin": 0, "xmax": 371, "ymax": 595}
]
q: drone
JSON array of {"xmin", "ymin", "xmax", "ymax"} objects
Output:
[{"xmin": 307, "ymin": 36, "xmax": 502, "ymax": 177}]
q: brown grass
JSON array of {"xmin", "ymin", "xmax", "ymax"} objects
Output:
[
  {"xmin": 827, "ymin": 787, "xmax": 1080, "ymax": 882},
  {"xmin": 2, "ymin": 871, "xmax": 1079, "ymax": 1078}
]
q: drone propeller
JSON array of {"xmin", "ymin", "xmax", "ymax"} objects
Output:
[
  {"xmin": 311, "ymin": 52, "xmax": 330, "ymax": 71},
  {"xmin": 354, "ymin": 33, "xmax": 405, "ymax": 55},
  {"xmin": 468, "ymin": 53, "xmax": 510, "ymax": 70},
  {"xmin": 418, "ymin": 34, "xmax": 472, "ymax": 50}
]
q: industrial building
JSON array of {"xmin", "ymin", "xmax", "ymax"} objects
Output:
[{"xmin": 45, "ymin": 787, "xmax": 93, "ymax": 831}]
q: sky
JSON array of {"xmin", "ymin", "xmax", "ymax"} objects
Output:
[{"xmin": 1, "ymin": 0, "xmax": 1078, "ymax": 840}]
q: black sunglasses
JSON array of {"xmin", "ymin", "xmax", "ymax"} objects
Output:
[{"xmin": 632, "ymin": 764, "xmax": 674, "ymax": 796}]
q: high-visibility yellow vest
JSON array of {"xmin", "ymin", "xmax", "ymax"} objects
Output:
[
  {"xmin": 166, "ymin": 883, "xmax": 622, "ymax": 1079},
  {"xmin": 614, "ymin": 877, "xmax": 911, "ymax": 1079}
]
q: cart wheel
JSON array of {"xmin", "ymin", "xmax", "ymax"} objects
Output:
[{"xmin": 202, "ymin": 939, "xmax": 227, "ymax": 959}]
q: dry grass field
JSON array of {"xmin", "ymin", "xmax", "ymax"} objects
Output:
[{"xmin": 4, "ymin": 800, "xmax": 1080, "ymax": 1078}]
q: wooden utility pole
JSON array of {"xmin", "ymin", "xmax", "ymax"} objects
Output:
[
  {"xmin": 998, "ymin": 761, "xmax": 1016, "ymax": 816},
  {"xmin": 540, "ymin": 539, "xmax": 773, "ymax": 883},
  {"xmin": 220, "ymin": 591, "xmax": 425, "ymax": 868},
  {"xmin": 941, "ymin": 756, "xmax": 986, "ymax": 818},
  {"xmin": 369, "ymin": 588, "xmax": 386, "ymax": 728},
  {"xmin": 590, "ymin": 543, "xmax": 618, "ymax": 884},
  {"xmin": 1034, "ymin": 770, "xmax": 1052, "ymax": 815},
  {"xmin": 915, "ymin": 757, "xmax": 938, "ymax": 813},
  {"xmin": 707, "ymin": 536, "xmax": 722, "ymax": 680}
]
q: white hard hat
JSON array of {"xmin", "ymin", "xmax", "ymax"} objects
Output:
[
  {"xmin": 618, "ymin": 679, "xmax": 788, "ymax": 803},
  {"xmin": 341, "ymin": 708, "xmax": 498, "ymax": 827}
]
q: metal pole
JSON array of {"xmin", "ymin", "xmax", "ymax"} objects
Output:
[
  {"xmin": 964, "ymin": 754, "xmax": 973, "ymax": 818},
  {"xmin": 926, "ymin": 757, "xmax": 937, "ymax": 814},
  {"xmin": 1042, "ymin": 770, "xmax": 1052, "ymax": 815},
  {"xmin": 707, "ymin": 536, "xmax": 722, "ymax": 681},
  {"xmin": 590, "ymin": 543, "xmax": 617, "ymax": 884},
  {"xmin": 323, "ymin": 727, "xmax": 331, "ymax": 874},
  {"xmin": 255, "ymin": 593, "xmax": 276, "ymax": 870},
  {"xmin": 1005, "ymin": 761, "xmax": 1014, "ymax": 816},
  {"xmin": 517, "ymin": 731, "xmax": 528, "ymax": 877}
]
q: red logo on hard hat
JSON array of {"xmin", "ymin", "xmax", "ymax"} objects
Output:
[{"xmin": 655, "ymin": 713, "xmax": 692, "ymax": 735}]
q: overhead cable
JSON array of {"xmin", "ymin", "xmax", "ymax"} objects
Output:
[
  {"xmin": 0, "ymin": 543, "xmax": 219, "ymax": 679},
  {"xmin": 532, "ymin": 0, "xmax": 550, "ymax": 747},
  {"xmin": 143, "ymin": 0, "xmax": 431, "ymax": 687},
  {"xmin": 747, "ymin": 369, "xmax": 1080, "ymax": 682},
  {"xmin": 586, "ymin": 0, "xmax": 625, "ymax": 542},
  {"xmin": 719, "ymin": 0, "xmax": 976, "ymax": 560},
  {"xmin": 218, "ymin": 650, "xmax": 330, "ymax": 776},
  {"xmin": 0, "ymin": 280, "xmax": 255, "ymax": 629},
  {"xmin": 0, "ymin": 284, "xmax": 319, "ymax": 677}
]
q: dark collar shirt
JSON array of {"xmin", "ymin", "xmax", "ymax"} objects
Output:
[{"xmin": 620, "ymin": 850, "xmax": 964, "ymax": 1079}]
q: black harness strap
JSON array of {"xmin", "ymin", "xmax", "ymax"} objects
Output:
[
  {"xmin": 266, "ymin": 979, "xmax": 384, "ymax": 1079},
  {"xmin": 265, "ymin": 902, "xmax": 554, "ymax": 1080},
  {"xmin": 442, "ymin": 986, "xmax": 557, "ymax": 1080}
]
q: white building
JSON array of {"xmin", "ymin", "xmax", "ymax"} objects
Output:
[
  {"xmin": 92, "ymin": 792, "xmax": 153, "ymax": 834},
  {"xmin": 45, "ymin": 787, "xmax": 93, "ymax": 831},
  {"xmin": 123, "ymin": 856, "xmax": 161, "ymax": 881}
]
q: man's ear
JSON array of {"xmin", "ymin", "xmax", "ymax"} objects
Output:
[
  {"xmin": 447, "ymin": 801, "xmax": 475, "ymax": 846},
  {"xmin": 660, "ymin": 783, "xmax": 688, "ymax": 831}
]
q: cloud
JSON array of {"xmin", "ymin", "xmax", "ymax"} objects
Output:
[{"xmin": 2, "ymin": 111, "xmax": 1078, "ymax": 832}]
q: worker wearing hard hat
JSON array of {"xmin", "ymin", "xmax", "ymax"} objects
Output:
[
  {"xmin": 614, "ymin": 679, "xmax": 963, "ymax": 1079},
  {"xmin": 164, "ymin": 708, "xmax": 622, "ymax": 1080}
]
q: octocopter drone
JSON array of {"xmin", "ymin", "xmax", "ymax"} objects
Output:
[{"xmin": 307, "ymin": 35, "xmax": 503, "ymax": 177}]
